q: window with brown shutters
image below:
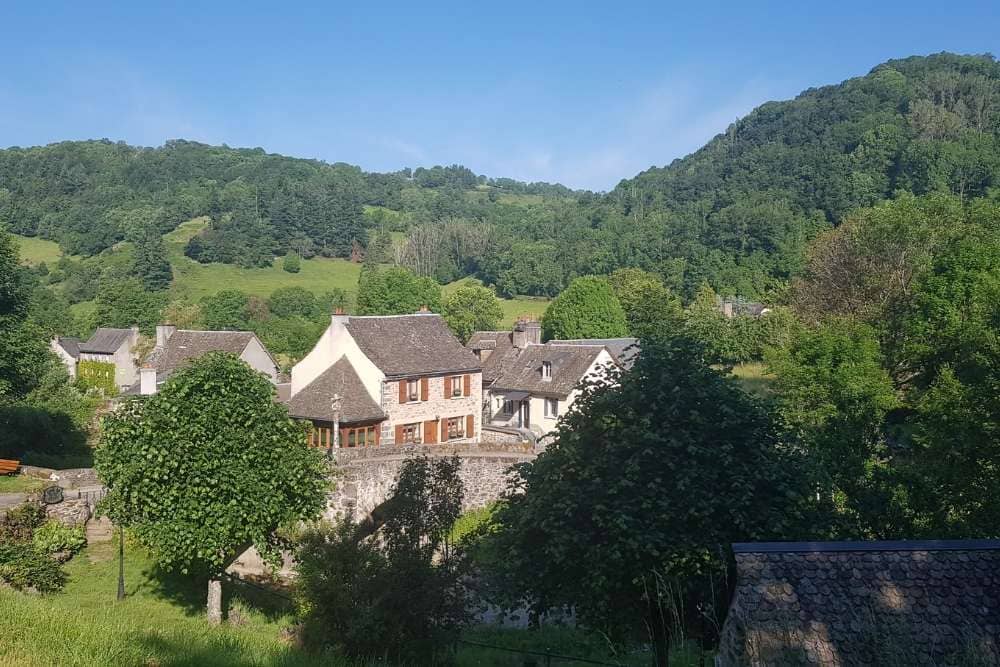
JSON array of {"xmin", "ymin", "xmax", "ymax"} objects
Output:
[
  {"xmin": 398, "ymin": 380, "xmax": 408, "ymax": 404},
  {"xmin": 400, "ymin": 379, "xmax": 419, "ymax": 403},
  {"xmin": 445, "ymin": 416, "xmax": 465, "ymax": 440},
  {"xmin": 448, "ymin": 375, "xmax": 462, "ymax": 398},
  {"xmin": 443, "ymin": 376, "xmax": 452, "ymax": 398},
  {"xmin": 400, "ymin": 423, "xmax": 421, "ymax": 444},
  {"xmin": 420, "ymin": 377, "xmax": 429, "ymax": 401},
  {"xmin": 463, "ymin": 374, "xmax": 471, "ymax": 397}
]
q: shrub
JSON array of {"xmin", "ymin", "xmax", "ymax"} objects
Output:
[
  {"xmin": 282, "ymin": 252, "xmax": 301, "ymax": 273},
  {"xmin": 0, "ymin": 503, "xmax": 47, "ymax": 543},
  {"xmin": 0, "ymin": 542, "xmax": 67, "ymax": 592},
  {"xmin": 33, "ymin": 521, "xmax": 87, "ymax": 556},
  {"xmin": 77, "ymin": 360, "xmax": 118, "ymax": 396}
]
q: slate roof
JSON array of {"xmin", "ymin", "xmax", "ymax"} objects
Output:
[
  {"xmin": 147, "ymin": 330, "xmax": 261, "ymax": 373},
  {"xmin": 467, "ymin": 331, "xmax": 517, "ymax": 384},
  {"xmin": 550, "ymin": 338, "xmax": 640, "ymax": 369},
  {"xmin": 79, "ymin": 328, "xmax": 133, "ymax": 354},
  {"xmin": 492, "ymin": 343, "xmax": 613, "ymax": 398},
  {"xmin": 288, "ymin": 356, "xmax": 385, "ymax": 424},
  {"xmin": 346, "ymin": 314, "xmax": 481, "ymax": 379},
  {"xmin": 719, "ymin": 540, "xmax": 1000, "ymax": 666},
  {"xmin": 54, "ymin": 337, "xmax": 81, "ymax": 359}
]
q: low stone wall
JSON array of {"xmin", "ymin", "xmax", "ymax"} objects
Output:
[
  {"xmin": 481, "ymin": 425, "xmax": 531, "ymax": 445},
  {"xmin": 326, "ymin": 442, "xmax": 537, "ymax": 522}
]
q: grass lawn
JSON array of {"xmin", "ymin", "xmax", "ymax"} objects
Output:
[
  {"xmin": 0, "ymin": 475, "xmax": 44, "ymax": 494},
  {"xmin": 730, "ymin": 362, "xmax": 775, "ymax": 400},
  {"xmin": 11, "ymin": 234, "xmax": 65, "ymax": 265},
  {"xmin": 0, "ymin": 541, "xmax": 338, "ymax": 666}
]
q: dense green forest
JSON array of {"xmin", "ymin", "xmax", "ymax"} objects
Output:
[{"xmin": 1, "ymin": 52, "xmax": 998, "ymax": 304}]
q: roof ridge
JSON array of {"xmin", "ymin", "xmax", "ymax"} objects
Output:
[
  {"xmin": 733, "ymin": 539, "xmax": 1000, "ymax": 553},
  {"xmin": 346, "ymin": 313, "xmax": 441, "ymax": 319}
]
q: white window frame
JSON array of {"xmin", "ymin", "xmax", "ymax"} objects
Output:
[
  {"xmin": 544, "ymin": 398, "xmax": 559, "ymax": 418},
  {"xmin": 446, "ymin": 416, "xmax": 465, "ymax": 440},
  {"xmin": 407, "ymin": 379, "xmax": 420, "ymax": 402},
  {"xmin": 541, "ymin": 361, "xmax": 552, "ymax": 380},
  {"xmin": 450, "ymin": 375, "xmax": 463, "ymax": 398}
]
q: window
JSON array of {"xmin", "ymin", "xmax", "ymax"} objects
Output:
[
  {"xmin": 450, "ymin": 376, "xmax": 463, "ymax": 398},
  {"xmin": 401, "ymin": 423, "xmax": 421, "ymax": 444},
  {"xmin": 544, "ymin": 398, "xmax": 559, "ymax": 418},
  {"xmin": 502, "ymin": 399, "xmax": 514, "ymax": 416},
  {"xmin": 446, "ymin": 417, "xmax": 465, "ymax": 440},
  {"xmin": 407, "ymin": 379, "xmax": 419, "ymax": 402},
  {"xmin": 541, "ymin": 361, "xmax": 552, "ymax": 380}
]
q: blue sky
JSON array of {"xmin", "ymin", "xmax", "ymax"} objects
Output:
[{"xmin": 1, "ymin": 1, "xmax": 997, "ymax": 190}]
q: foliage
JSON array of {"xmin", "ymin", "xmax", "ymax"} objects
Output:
[
  {"xmin": 0, "ymin": 542, "xmax": 67, "ymax": 593},
  {"xmin": 33, "ymin": 521, "xmax": 87, "ymax": 556},
  {"xmin": 355, "ymin": 266, "xmax": 441, "ymax": 315},
  {"xmin": 485, "ymin": 336, "xmax": 809, "ymax": 661},
  {"xmin": 199, "ymin": 289, "xmax": 251, "ymax": 330},
  {"xmin": 92, "ymin": 276, "xmax": 166, "ymax": 335},
  {"xmin": 282, "ymin": 251, "xmax": 301, "ymax": 274},
  {"xmin": 0, "ymin": 228, "xmax": 50, "ymax": 401},
  {"xmin": 0, "ymin": 502, "xmax": 47, "ymax": 543},
  {"xmin": 267, "ymin": 286, "xmax": 319, "ymax": 320},
  {"xmin": 133, "ymin": 231, "xmax": 173, "ymax": 291},
  {"xmin": 607, "ymin": 268, "xmax": 682, "ymax": 338},
  {"xmin": 766, "ymin": 319, "xmax": 904, "ymax": 538},
  {"xmin": 28, "ymin": 286, "xmax": 77, "ymax": 338},
  {"xmin": 683, "ymin": 284, "xmax": 798, "ymax": 364},
  {"xmin": 95, "ymin": 353, "xmax": 327, "ymax": 619},
  {"xmin": 77, "ymin": 359, "xmax": 118, "ymax": 396},
  {"xmin": 442, "ymin": 284, "xmax": 504, "ymax": 343},
  {"xmin": 540, "ymin": 276, "xmax": 628, "ymax": 341},
  {"xmin": 296, "ymin": 457, "xmax": 469, "ymax": 663}
]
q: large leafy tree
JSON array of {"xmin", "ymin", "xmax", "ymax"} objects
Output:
[
  {"xmin": 540, "ymin": 276, "xmax": 628, "ymax": 341},
  {"xmin": 92, "ymin": 276, "xmax": 166, "ymax": 335},
  {"xmin": 441, "ymin": 284, "xmax": 503, "ymax": 343},
  {"xmin": 132, "ymin": 231, "xmax": 173, "ymax": 291},
  {"xmin": 95, "ymin": 353, "xmax": 327, "ymax": 624},
  {"xmin": 607, "ymin": 268, "xmax": 682, "ymax": 338},
  {"xmin": 355, "ymin": 266, "xmax": 441, "ymax": 316},
  {"xmin": 199, "ymin": 289, "xmax": 251, "ymax": 330},
  {"xmin": 485, "ymin": 336, "xmax": 809, "ymax": 664},
  {"xmin": 0, "ymin": 229, "xmax": 49, "ymax": 400}
]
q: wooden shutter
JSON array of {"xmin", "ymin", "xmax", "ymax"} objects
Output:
[
  {"xmin": 463, "ymin": 374, "xmax": 471, "ymax": 396},
  {"xmin": 444, "ymin": 376, "xmax": 452, "ymax": 399},
  {"xmin": 340, "ymin": 427, "xmax": 349, "ymax": 448},
  {"xmin": 420, "ymin": 377, "xmax": 429, "ymax": 401},
  {"xmin": 466, "ymin": 414, "xmax": 474, "ymax": 439},
  {"xmin": 424, "ymin": 420, "xmax": 438, "ymax": 444},
  {"xmin": 398, "ymin": 380, "xmax": 407, "ymax": 404},
  {"xmin": 441, "ymin": 419, "xmax": 448, "ymax": 442},
  {"xmin": 394, "ymin": 424, "xmax": 404, "ymax": 444}
]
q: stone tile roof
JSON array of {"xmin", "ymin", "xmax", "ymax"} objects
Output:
[
  {"xmin": 288, "ymin": 356, "xmax": 385, "ymax": 424},
  {"xmin": 54, "ymin": 336, "xmax": 81, "ymax": 359},
  {"xmin": 79, "ymin": 328, "xmax": 133, "ymax": 354},
  {"xmin": 346, "ymin": 314, "xmax": 481, "ymax": 379},
  {"xmin": 550, "ymin": 338, "xmax": 639, "ymax": 369},
  {"xmin": 467, "ymin": 331, "xmax": 517, "ymax": 385},
  {"xmin": 720, "ymin": 540, "xmax": 1000, "ymax": 666},
  {"xmin": 492, "ymin": 343, "xmax": 612, "ymax": 398},
  {"xmin": 147, "ymin": 330, "xmax": 258, "ymax": 373}
]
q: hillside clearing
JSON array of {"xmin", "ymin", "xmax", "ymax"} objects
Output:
[{"xmin": 11, "ymin": 235, "xmax": 65, "ymax": 265}]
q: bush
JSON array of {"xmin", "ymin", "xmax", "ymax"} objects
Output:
[
  {"xmin": 0, "ymin": 503, "xmax": 47, "ymax": 543},
  {"xmin": 33, "ymin": 521, "xmax": 87, "ymax": 556},
  {"xmin": 0, "ymin": 542, "xmax": 67, "ymax": 592},
  {"xmin": 77, "ymin": 360, "xmax": 118, "ymax": 396},
  {"xmin": 282, "ymin": 252, "xmax": 301, "ymax": 273}
]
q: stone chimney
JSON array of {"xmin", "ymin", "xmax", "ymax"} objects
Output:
[
  {"xmin": 139, "ymin": 366, "xmax": 157, "ymax": 396},
  {"xmin": 512, "ymin": 318, "xmax": 542, "ymax": 349},
  {"xmin": 155, "ymin": 324, "xmax": 177, "ymax": 349}
]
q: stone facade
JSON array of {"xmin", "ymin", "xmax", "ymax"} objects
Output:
[
  {"xmin": 326, "ymin": 442, "xmax": 536, "ymax": 522},
  {"xmin": 380, "ymin": 373, "xmax": 482, "ymax": 445}
]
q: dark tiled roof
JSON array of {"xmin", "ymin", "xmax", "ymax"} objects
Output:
[
  {"xmin": 346, "ymin": 314, "xmax": 481, "ymax": 378},
  {"xmin": 467, "ymin": 331, "xmax": 517, "ymax": 385},
  {"xmin": 54, "ymin": 337, "xmax": 81, "ymax": 359},
  {"xmin": 720, "ymin": 540, "xmax": 1000, "ymax": 666},
  {"xmin": 80, "ymin": 328, "xmax": 133, "ymax": 354},
  {"xmin": 492, "ymin": 343, "xmax": 613, "ymax": 398},
  {"xmin": 288, "ymin": 356, "xmax": 385, "ymax": 424},
  {"xmin": 148, "ymin": 330, "xmax": 262, "ymax": 372},
  {"xmin": 551, "ymin": 338, "xmax": 639, "ymax": 369}
]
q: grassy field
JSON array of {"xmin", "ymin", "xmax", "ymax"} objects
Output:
[
  {"xmin": 0, "ymin": 540, "xmax": 683, "ymax": 666},
  {"xmin": 730, "ymin": 362, "xmax": 775, "ymax": 399},
  {"xmin": 0, "ymin": 475, "xmax": 45, "ymax": 494},
  {"xmin": 443, "ymin": 277, "xmax": 550, "ymax": 327},
  {"xmin": 11, "ymin": 234, "xmax": 65, "ymax": 265}
]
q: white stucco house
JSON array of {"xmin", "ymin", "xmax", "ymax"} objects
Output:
[
  {"xmin": 288, "ymin": 310, "xmax": 483, "ymax": 448},
  {"xmin": 50, "ymin": 336, "xmax": 81, "ymax": 380},
  {"xmin": 129, "ymin": 324, "xmax": 279, "ymax": 395}
]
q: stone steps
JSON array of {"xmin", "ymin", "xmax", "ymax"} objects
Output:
[{"xmin": 85, "ymin": 516, "xmax": 113, "ymax": 543}]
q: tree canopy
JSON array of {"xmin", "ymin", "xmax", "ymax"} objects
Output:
[{"xmin": 540, "ymin": 276, "xmax": 628, "ymax": 341}]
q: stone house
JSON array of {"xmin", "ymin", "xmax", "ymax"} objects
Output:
[
  {"xmin": 129, "ymin": 324, "xmax": 279, "ymax": 395},
  {"xmin": 468, "ymin": 319, "xmax": 619, "ymax": 439},
  {"xmin": 50, "ymin": 336, "xmax": 81, "ymax": 379},
  {"xmin": 78, "ymin": 327, "xmax": 140, "ymax": 389},
  {"xmin": 718, "ymin": 540, "xmax": 1000, "ymax": 666},
  {"xmin": 289, "ymin": 310, "xmax": 483, "ymax": 448}
]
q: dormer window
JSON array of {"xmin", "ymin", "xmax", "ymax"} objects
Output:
[{"xmin": 541, "ymin": 361, "xmax": 552, "ymax": 380}]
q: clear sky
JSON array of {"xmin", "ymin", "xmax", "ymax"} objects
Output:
[{"xmin": 1, "ymin": 1, "xmax": 997, "ymax": 190}]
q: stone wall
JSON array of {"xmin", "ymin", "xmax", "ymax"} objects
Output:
[{"xmin": 326, "ymin": 442, "xmax": 537, "ymax": 522}]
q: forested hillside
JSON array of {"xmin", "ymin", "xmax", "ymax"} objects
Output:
[{"xmin": 1, "ymin": 53, "xmax": 998, "ymax": 303}]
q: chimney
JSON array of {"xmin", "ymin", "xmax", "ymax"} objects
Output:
[
  {"xmin": 332, "ymin": 307, "xmax": 349, "ymax": 327},
  {"xmin": 155, "ymin": 324, "xmax": 176, "ymax": 349},
  {"xmin": 513, "ymin": 317, "xmax": 541, "ymax": 349},
  {"xmin": 140, "ymin": 366, "xmax": 157, "ymax": 395}
]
